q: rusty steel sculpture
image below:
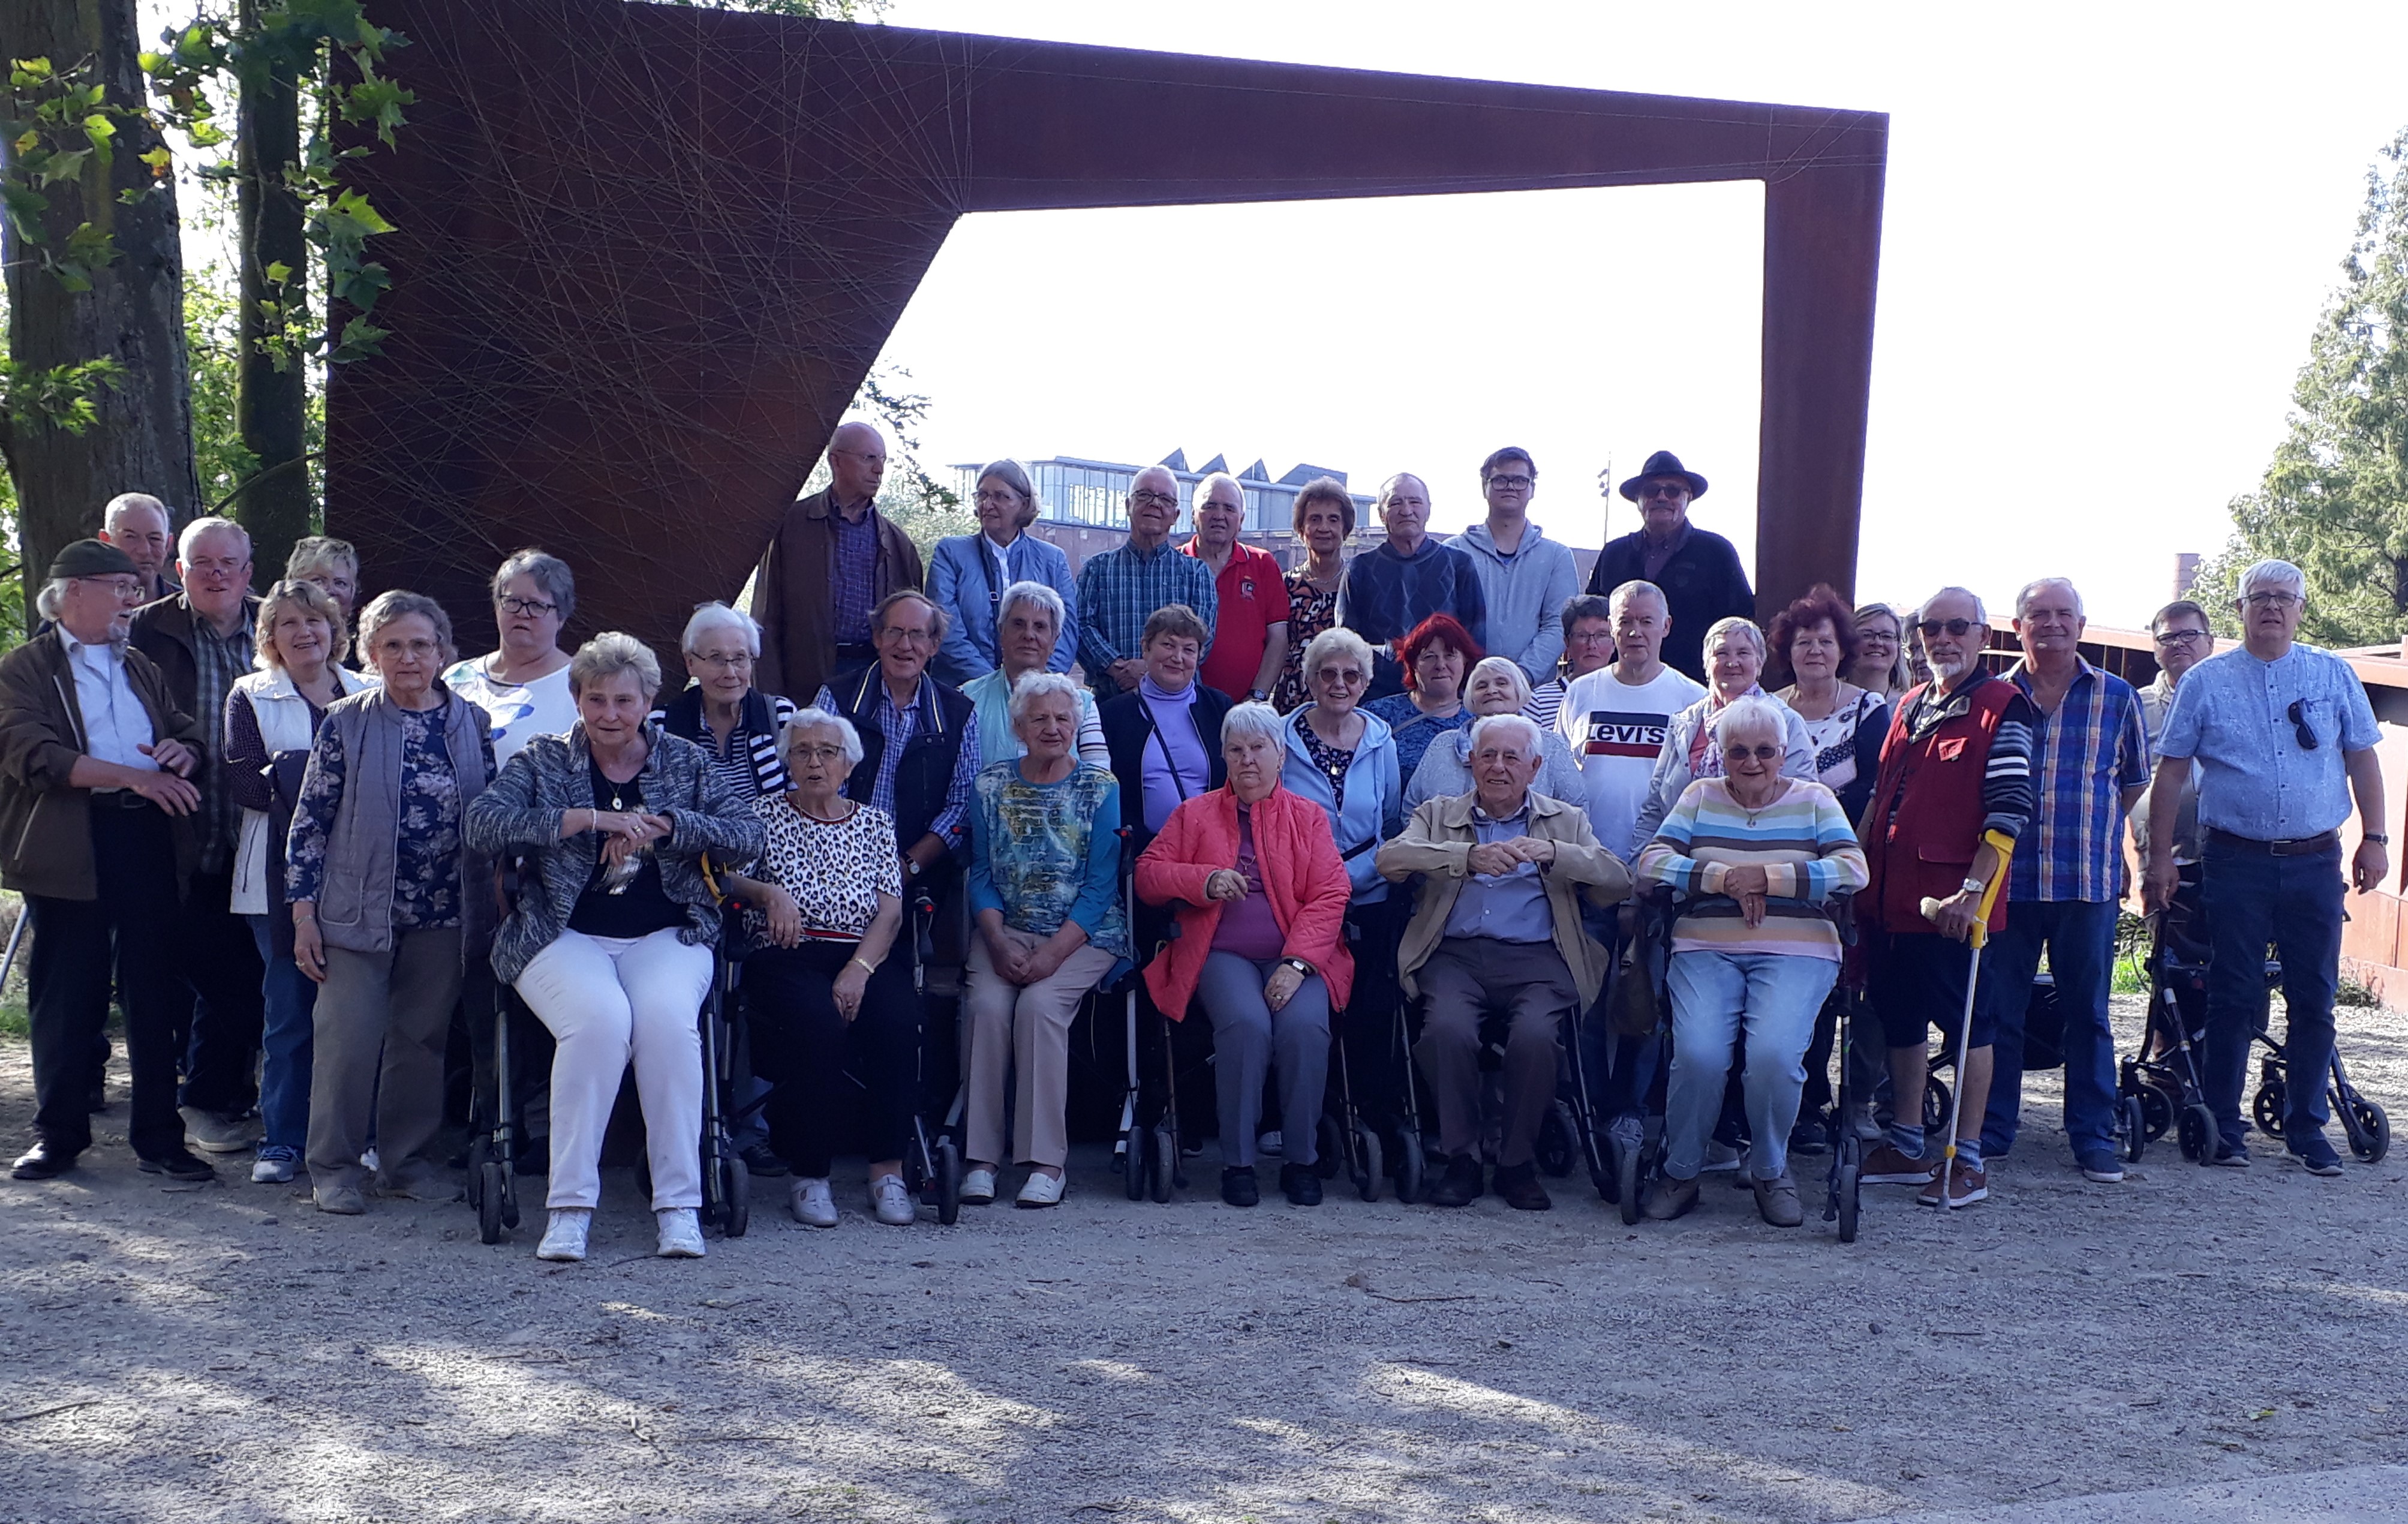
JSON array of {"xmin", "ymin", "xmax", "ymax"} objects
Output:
[{"xmin": 327, "ymin": 0, "xmax": 1886, "ymax": 659}]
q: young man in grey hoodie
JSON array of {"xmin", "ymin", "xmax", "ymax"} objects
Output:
[{"xmin": 1447, "ymin": 447, "xmax": 1583, "ymax": 687}]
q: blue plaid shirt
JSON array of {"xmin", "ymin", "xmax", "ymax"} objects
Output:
[
  {"xmin": 2006, "ymin": 657, "xmax": 2151, "ymax": 903},
  {"xmin": 828, "ymin": 500, "xmax": 881, "ymax": 645},
  {"xmin": 1074, "ymin": 538, "xmax": 1217, "ymax": 678}
]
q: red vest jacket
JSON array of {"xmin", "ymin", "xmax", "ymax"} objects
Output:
[{"xmin": 1860, "ymin": 675, "xmax": 2017, "ymax": 934}]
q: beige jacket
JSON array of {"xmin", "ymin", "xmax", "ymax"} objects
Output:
[{"xmin": 1377, "ymin": 787, "xmax": 1630, "ymax": 1007}]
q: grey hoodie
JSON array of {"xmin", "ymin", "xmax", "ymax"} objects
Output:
[{"xmin": 1445, "ymin": 521, "xmax": 1582, "ymax": 686}]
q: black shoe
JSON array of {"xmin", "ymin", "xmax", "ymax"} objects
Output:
[
  {"xmin": 1428, "ymin": 1153, "xmax": 1484, "ymax": 1208},
  {"xmin": 137, "ymin": 1149, "xmax": 217, "ymax": 1182},
  {"xmin": 741, "ymin": 1143, "xmax": 791, "ymax": 1179},
  {"xmin": 515, "ymin": 1147, "xmax": 546, "ymax": 1176},
  {"xmin": 11, "ymin": 1142, "xmax": 78, "ymax": 1180},
  {"xmin": 2289, "ymin": 1134, "xmax": 2345, "ymax": 1177},
  {"xmin": 1220, "ymin": 1166, "xmax": 1259, "ymax": 1207},
  {"xmin": 1280, "ymin": 1162, "xmax": 1322, "ymax": 1207},
  {"xmin": 1494, "ymin": 1161, "xmax": 1552, "ymax": 1212},
  {"xmin": 1788, "ymin": 1115, "xmax": 1831, "ymax": 1157}
]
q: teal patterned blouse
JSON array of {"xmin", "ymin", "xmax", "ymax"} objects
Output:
[{"xmin": 967, "ymin": 759, "xmax": 1130, "ymax": 962}]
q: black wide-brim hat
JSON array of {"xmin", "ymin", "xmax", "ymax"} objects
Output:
[{"xmin": 1619, "ymin": 450, "xmax": 1707, "ymax": 502}]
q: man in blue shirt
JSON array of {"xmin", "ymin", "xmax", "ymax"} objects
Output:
[
  {"xmin": 1337, "ymin": 471, "xmax": 1487, "ymax": 699},
  {"xmin": 2146, "ymin": 558, "xmax": 2388, "ymax": 1174},
  {"xmin": 1075, "ymin": 465, "xmax": 1217, "ymax": 696}
]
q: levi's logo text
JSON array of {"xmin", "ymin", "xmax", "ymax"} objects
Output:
[{"xmin": 1581, "ymin": 711, "xmax": 1670, "ymax": 759}]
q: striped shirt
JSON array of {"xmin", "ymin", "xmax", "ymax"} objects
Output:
[
  {"xmin": 2005, "ymin": 657, "xmax": 2151, "ymax": 903},
  {"xmin": 1636, "ymin": 776, "xmax": 1869, "ymax": 960},
  {"xmin": 1890, "ymin": 669, "xmax": 2042, "ymax": 845},
  {"xmin": 1074, "ymin": 538, "xmax": 1219, "ymax": 680}
]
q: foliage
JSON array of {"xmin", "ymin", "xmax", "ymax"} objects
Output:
[
  {"xmin": 651, "ymin": 0, "xmax": 882, "ymax": 16},
  {"xmin": 185, "ymin": 258, "xmax": 261, "ymax": 508},
  {"xmin": 796, "ymin": 366, "xmax": 970, "ymax": 562},
  {"xmin": 0, "ymin": 54, "xmax": 171, "ymax": 293},
  {"xmin": 2209, "ymin": 128, "xmax": 2408, "ymax": 648}
]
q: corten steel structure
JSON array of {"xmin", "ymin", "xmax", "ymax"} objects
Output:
[{"xmin": 328, "ymin": 0, "xmax": 1887, "ymax": 662}]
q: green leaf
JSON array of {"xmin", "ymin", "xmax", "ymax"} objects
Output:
[{"xmin": 263, "ymin": 260, "xmax": 293, "ymax": 284}]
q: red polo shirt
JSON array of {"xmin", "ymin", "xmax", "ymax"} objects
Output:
[{"xmin": 1185, "ymin": 539, "xmax": 1292, "ymax": 701}]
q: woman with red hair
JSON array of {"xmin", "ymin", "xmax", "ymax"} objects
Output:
[
  {"xmin": 1766, "ymin": 584, "xmax": 1890, "ymax": 826},
  {"xmin": 1363, "ymin": 614, "xmax": 1483, "ymax": 782}
]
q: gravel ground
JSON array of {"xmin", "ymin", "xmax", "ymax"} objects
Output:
[{"xmin": 4, "ymin": 995, "xmax": 2407, "ymax": 1523}]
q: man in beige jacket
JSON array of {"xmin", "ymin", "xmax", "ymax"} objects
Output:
[{"xmin": 1378, "ymin": 713, "xmax": 1628, "ymax": 1212}]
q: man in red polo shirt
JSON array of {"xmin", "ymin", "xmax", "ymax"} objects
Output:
[{"xmin": 1185, "ymin": 472, "xmax": 1292, "ymax": 704}]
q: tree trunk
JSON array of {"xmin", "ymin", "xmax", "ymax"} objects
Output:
[
  {"xmin": 0, "ymin": 0, "xmax": 199, "ymax": 623},
  {"xmin": 233, "ymin": 0, "xmax": 309, "ymax": 582}
]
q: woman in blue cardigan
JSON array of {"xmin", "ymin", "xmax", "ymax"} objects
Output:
[{"xmin": 928, "ymin": 459, "xmax": 1079, "ymax": 687}]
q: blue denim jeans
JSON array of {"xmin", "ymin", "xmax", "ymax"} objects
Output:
[
  {"xmin": 249, "ymin": 915, "xmax": 320, "ymax": 1156},
  {"xmin": 1662, "ymin": 950, "xmax": 1836, "ymax": 1181},
  {"xmin": 1979, "ymin": 898, "xmax": 2120, "ymax": 1161},
  {"xmin": 2201, "ymin": 836, "xmax": 2343, "ymax": 1151}
]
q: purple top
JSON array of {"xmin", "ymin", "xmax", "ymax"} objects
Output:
[{"xmin": 1209, "ymin": 811, "xmax": 1285, "ymax": 961}]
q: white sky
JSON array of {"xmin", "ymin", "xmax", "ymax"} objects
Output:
[{"xmin": 863, "ymin": 0, "xmax": 2408, "ymax": 629}]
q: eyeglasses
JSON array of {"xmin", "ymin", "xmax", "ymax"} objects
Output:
[
  {"xmin": 1486, "ymin": 474, "xmax": 1533, "ymax": 491},
  {"xmin": 792, "ymin": 743, "xmax": 848, "ymax": 762},
  {"xmin": 2154, "ymin": 629, "xmax": 2207, "ymax": 648},
  {"xmin": 2244, "ymin": 591, "xmax": 2303, "ymax": 609},
  {"xmin": 2288, "ymin": 699, "xmax": 2319, "ymax": 750},
  {"xmin": 1128, "ymin": 489, "xmax": 1180, "ymax": 511},
  {"xmin": 499, "ymin": 594, "xmax": 558, "ymax": 617},
  {"xmin": 690, "ymin": 651, "xmax": 753, "ymax": 671},
  {"xmin": 77, "ymin": 576, "xmax": 143, "ymax": 600},
  {"xmin": 1316, "ymin": 668, "xmax": 1367, "ymax": 687},
  {"xmin": 879, "ymin": 627, "xmax": 936, "ymax": 647},
  {"xmin": 1721, "ymin": 744, "xmax": 1783, "ymax": 763},
  {"xmin": 972, "ymin": 490, "xmax": 1023, "ymax": 507},
  {"xmin": 1915, "ymin": 618, "xmax": 1980, "ymax": 638}
]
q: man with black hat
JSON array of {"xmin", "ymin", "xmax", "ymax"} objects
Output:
[
  {"xmin": 2, "ymin": 540, "xmax": 211, "ymax": 1182},
  {"xmin": 1584, "ymin": 451, "xmax": 1754, "ymax": 684}
]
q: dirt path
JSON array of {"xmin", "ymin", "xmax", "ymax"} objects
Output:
[{"xmin": 3, "ymin": 998, "xmax": 2406, "ymax": 1523}]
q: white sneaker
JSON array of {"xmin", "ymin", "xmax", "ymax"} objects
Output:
[
  {"xmin": 1701, "ymin": 1141, "xmax": 1744, "ymax": 1174},
  {"xmin": 655, "ymin": 1207, "xmax": 706, "ymax": 1258},
  {"xmin": 790, "ymin": 1177, "xmax": 838, "ymax": 1227},
  {"xmin": 250, "ymin": 1153, "xmax": 297, "ymax": 1185},
  {"xmin": 536, "ymin": 1209, "xmax": 591, "ymax": 1261},
  {"xmin": 1016, "ymin": 1170, "xmax": 1066, "ymax": 1208},
  {"xmin": 870, "ymin": 1173, "xmax": 915, "ymax": 1226},
  {"xmin": 1258, "ymin": 1129, "xmax": 1283, "ymax": 1157},
  {"xmin": 360, "ymin": 1146, "xmax": 380, "ymax": 1173},
  {"xmin": 960, "ymin": 1167, "xmax": 997, "ymax": 1204}
]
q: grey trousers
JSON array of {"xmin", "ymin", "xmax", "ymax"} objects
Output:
[
  {"xmin": 306, "ymin": 927, "xmax": 463, "ymax": 1193},
  {"xmin": 1198, "ymin": 951, "xmax": 1330, "ymax": 1169},
  {"xmin": 1412, "ymin": 936, "xmax": 1574, "ymax": 1168}
]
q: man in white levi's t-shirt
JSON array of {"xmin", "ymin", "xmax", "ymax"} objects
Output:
[{"xmin": 1555, "ymin": 579, "xmax": 1704, "ymax": 862}]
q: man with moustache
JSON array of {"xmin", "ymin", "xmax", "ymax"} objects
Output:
[{"xmin": 1584, "ymin": 451, "xmax": 1752, "ymax": 684}]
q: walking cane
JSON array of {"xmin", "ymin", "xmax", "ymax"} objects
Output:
[
  {"xmin": 0, "ymin": 906, "xmax": 26, "ymax": 994},
  {"xmin": 1920, "ymin": 829, "xmax": 2015, "ymax": 1212}
]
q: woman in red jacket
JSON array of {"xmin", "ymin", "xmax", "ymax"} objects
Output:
[{"xmin": 1137, "ymin": 702, "xmax": 1355, "ymax": 1209}]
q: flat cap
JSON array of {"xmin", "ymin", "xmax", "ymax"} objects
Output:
[{"xmin": 46, "ymin": 538, "xmax": 137, "ymax": 581}]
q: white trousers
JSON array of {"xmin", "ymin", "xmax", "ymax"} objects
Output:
[{"xmin": 515, "ymin": 927, "xmax": 714, "ymax": 1211}]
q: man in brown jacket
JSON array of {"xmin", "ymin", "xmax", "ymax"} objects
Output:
[
  {"xmin": 1378, "ymin": 713, "xmax": 1629, "ymax": 1212},
  {"xmin": 4, "ymin": 540, "xmax": 210, "ymax": 1182},
  {"xmin": 749, "ymin": 422, "xmax": 925, "ymax": 701}
]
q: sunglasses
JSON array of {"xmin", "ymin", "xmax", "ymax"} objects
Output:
[
  {"xmin": 2288, "ymin": 699, "xmax": 2318, "ymax": 751},
  {"xmin": 1721, "ymin": 744, "xmax": 1783, "ymax": 763},
  {"xmin": 1914, "ymin": 618, "xmax": 1980, "ymax": 638}
]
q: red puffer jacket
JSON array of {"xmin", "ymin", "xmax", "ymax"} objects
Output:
[{"xmin": 1135, "ymin": 783, "xmax": 1356, "ymax": 1018}]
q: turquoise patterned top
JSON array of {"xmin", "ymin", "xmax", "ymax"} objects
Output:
[{"xmin": 967, "ymin": 759, "xmax": 1130, "ymax": 962}]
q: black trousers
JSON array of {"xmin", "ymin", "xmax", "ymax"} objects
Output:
[
  {"xmin": 746, "ymin": 941, "xmax": 918, "ymax": 1177},
  {"xmin": 27, "ymin": 802, "xmax": 188, "ymax": 1158},
  {"xmin": 173, "ymin": 865, "xmax": 266, "ymax": 1116}
]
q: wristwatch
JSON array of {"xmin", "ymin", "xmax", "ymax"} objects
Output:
[
  {"xmin": 906, "ymin": 857, "xmax": 922, "ymax": 878},
  {"xmin": 1282, "ymin": 957, "xmax": 1315, "ymax": 979},
  {"xmin": 1959, "ymin": 877, "xmax": 1987, "ymax": 897},
  {"xmin": 1248, "ymin": 688, "xmax": 1270, "ymax": 702},
  {"xmin": 2367, "ymin": 834, "xmax": 2391, "ymax": 846}
]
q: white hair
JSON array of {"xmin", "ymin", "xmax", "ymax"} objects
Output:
[
  {"xmin": 1007, "ymin": 669, "xmax": 1084, "ymax": 725},
  {"xmin": 1607, "ymin": 579, "xmax": 1667, "ymax": 617},
  {"xmin": 781, "ymin": 706, "xmax": 863, "ymax": 770},
  {"xmin": 1303, "ymin": 625, "xmax": 1374, "ymax": 681},
  {"xmin": 1703, "ymin": 615, "xmax": 1765, "ymax": 658},
  {"xmin": 1220, "ymin": 701, "xmax": 1285, "ymax": 752},
  {"xmin": 177, "ymin": 514, "xmax": 249, "ymax": 563},
  {"xmin": 2014, "ymin": 577, "xmax": 2084, "ymax": 618},
  {"xmin": 1468, "ymin": 655, "xmax": 1533, "ymax": 710},
  {"xmin": 1469, "ymin": 712, "xmax": 1544, "ymax": 756},
  {"xmin": 103, "ymin": 492, "xmax": 169, "ymax": 533},
  {"xmin": 1919, "ymin": 586, "xmax": 1988, "ymax": 625},
  {"xmin": 2238, "ymin": 559, "xmax": 2307, "ymax": 602},
  {"xmin": 1192, "ymin": 471, "xmax": 1243, "ymax": 510},
  {"xmin": 681, "ymin": 600, "xmax": 762, "ymax": 658},
  {"xmin": 34, "ymin": 578, "xmax": 71, "ymax": 621},
  {"xmin": 1713, "ymin": 693, "xmax": 1790, "ymax": 748},
  {"xmin": 998, "ymin": 579, "xmax": 1066, "ymax": 633}
]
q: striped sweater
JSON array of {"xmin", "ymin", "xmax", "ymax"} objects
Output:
[{"xmin": 1636, "ymin": 776, "xmax": 1870, "ymax": 960}]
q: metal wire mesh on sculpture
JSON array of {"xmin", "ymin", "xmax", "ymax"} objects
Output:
[{"xmin": 329, "ymin": 0, "xmax": 1887, "ymax": 664}]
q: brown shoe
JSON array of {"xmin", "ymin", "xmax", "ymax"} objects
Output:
[
  {"xmin": 1916, "ymin": 1157, "xmax": 1988, "ymax": 1208},
  {"xmin": 1642, "ymin": 1173, "xmax": 1699, "ymax": 1221},
  {"xmin": 1494, "ymin": 1162, "xmax": 1552, "ymax": 1212},
  {"xmin": 1751, "ymin": 1170, "xmax": 1805, "ymax": 1227},
  {"xmin": 1860, "ymin": 1143, "xmax": 1938, "ymax": 1185}
]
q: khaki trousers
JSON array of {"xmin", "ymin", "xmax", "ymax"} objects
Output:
[
  {"xmin": 306, "ymin": 927, "xmax": 463, "ymax": 1193},
  {"xmin": 960, "ymin": 939, "xmax": 1118, "ymax": 1168}
]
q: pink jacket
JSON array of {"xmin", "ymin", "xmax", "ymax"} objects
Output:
[{"xmin": 1135, "ymin": 783, "xmax": 1356, "ymax": 1019}]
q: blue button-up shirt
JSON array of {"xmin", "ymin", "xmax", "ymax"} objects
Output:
[
  {"xmin": 2006, "ymin": 657, "xmax": 2151, "ymax": 903},
  {"xmin": 1442, "ymin": 798, "xmax": 1554, "ymax": 944},
  {"xmin": 1074, "ymin": 538, "xmax": 1218, "ymax": 679},
  {"xmin": 2156, "ymin": 642, "xmax": 2379, "ymax": 841}
]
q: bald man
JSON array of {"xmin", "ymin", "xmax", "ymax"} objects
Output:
[
  {"xmin": 750, "ymin": 422, "xmax": 927, "ymax": 701},
  {"xmin": 100, "ymin": 493, "xmax": 181, "ymax": 603}
]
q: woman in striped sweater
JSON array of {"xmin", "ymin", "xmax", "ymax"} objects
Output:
[{"xmin": 1634, "ymin": 695, "xmax": 1868, "ymax": 1227}]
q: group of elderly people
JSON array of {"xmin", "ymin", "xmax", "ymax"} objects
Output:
[{"xmin": 7, "ymin": 439, "xmax": 2387, "ymax": 1252}]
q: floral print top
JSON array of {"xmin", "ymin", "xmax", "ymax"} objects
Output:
[
  {"xmin": 1274, "ymin": 567, "xmax": 1342, "ymax": 713},
  {"xmin": 966, "ymin": 760, "xmax": 1130, "ymax": 961},
  {"xmin": 287, "ymin": 704, "xmax": 495, "ymax": 928}
]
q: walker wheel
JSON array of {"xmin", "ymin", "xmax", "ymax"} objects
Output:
[
  {"xmin": 1616, "ymin": 1135, "xmax": 1643, "ymax": 1227},
  {"xmin": 1922, "ymin": 1075, "xmax": 1950, "ymax": 1133},
  {"xmin": 2136, "ymin": 1081, "xmax": 2175, "ymax": 1141},
  {"xmin": 2253, "ymin": 1081, "xmax": 2286, "ymax": 1138},
  {"xmin": 1353, "ymin": 1125, "xmax": 1384, "ymax": 1203},
  {"xmin": 720, "ymin": 1153, "xmax": 750, "ymax": 1239},
  {"xmin": 2178, "ymin": 1103, "xmax": 2218, "ymax": 1165},
  {"xmin": 2119, "ymin": 1095, "xmax": 2147, "ymax": 1165},
  {"xmin": 1396, "ymin": 1129, "xmax": 1426, "ymax": 1206},
  {"xmin": 1149, "ymin": 1121, "xmax": 1177, "ymax": 1203},
  {"xmin": 466, "ymin": 1137, "xmax": 489, "ymax": 1210},
  {"xmin": 1537, "ymin": 1102, "xmax": 1577, "ymax": 1178},
  {"xmin": 478, "ymin": 1160, "xmax": 508, "ymax": 1245},
  {"xmin": 1316, "ymin": 1115, "xmax": 1345, "ymax": 1180},
  {"xmin": 2346, "ymin": 1096, "xmax": 2390, "ymax": 1164},
  {"xmin": 1835, "ymin": 1136, "xmax": 1861, "ymax": 1245},
  {"xmin": 935, "ymin": 1137, "xmax": 963, "ymax": 1226},
  {"xmin": 1122, "ymin": 1129, "xmax": 1149, "ymax": 1202}
]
